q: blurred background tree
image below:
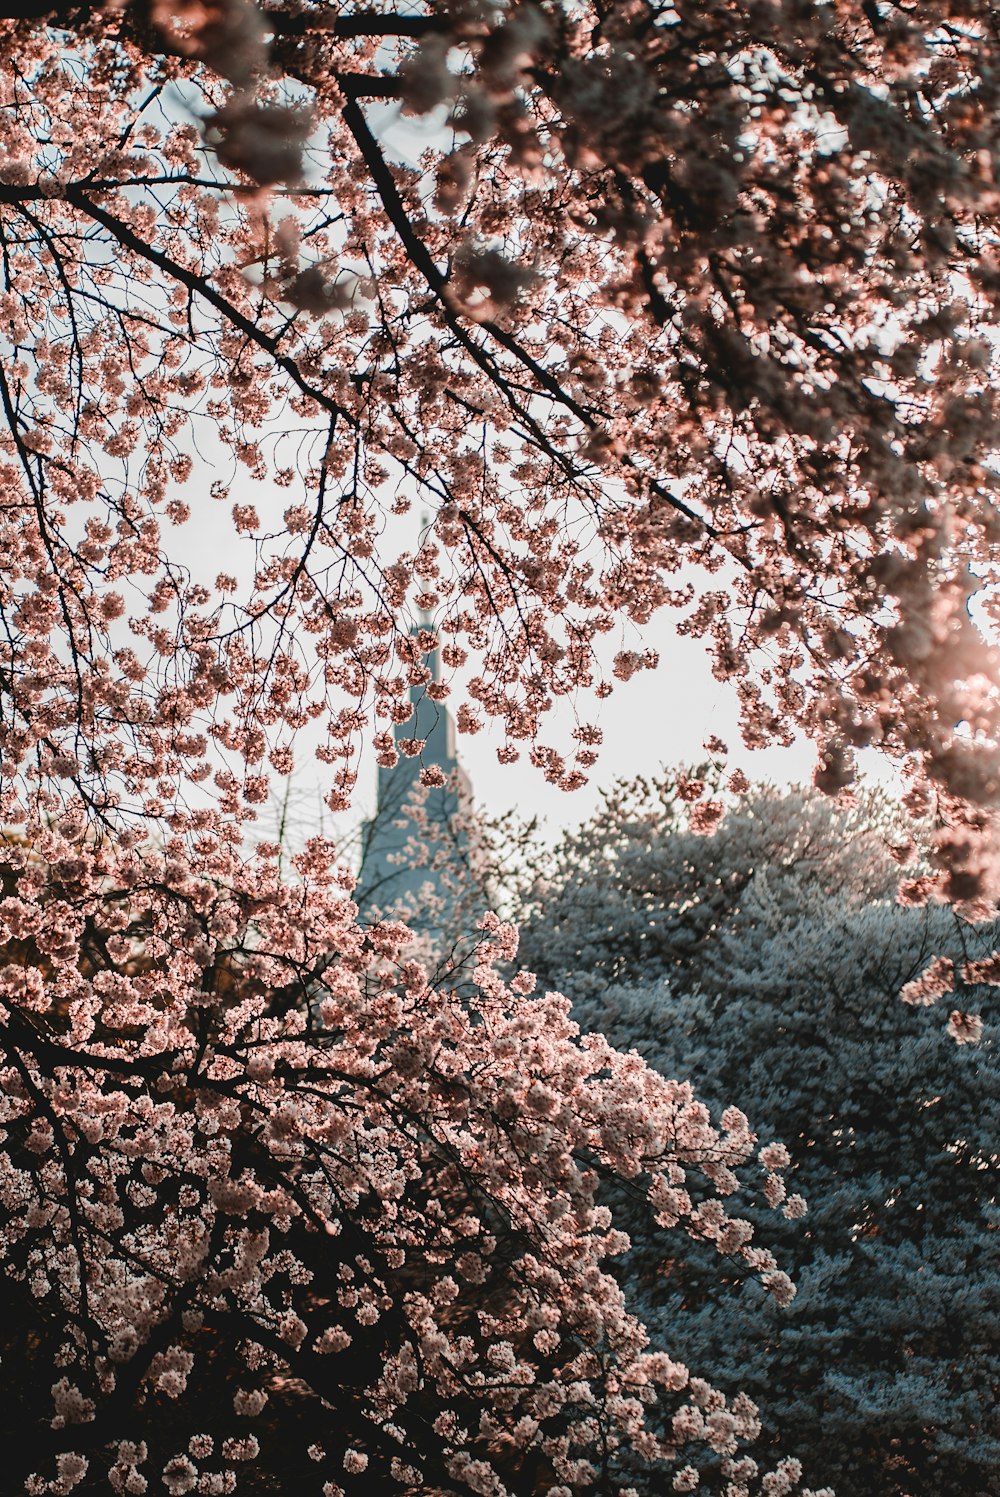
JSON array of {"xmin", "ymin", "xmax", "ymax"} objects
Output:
[{"xmin": 516, "ymin": 780, "xmax": 1000, "ymax": 1497}]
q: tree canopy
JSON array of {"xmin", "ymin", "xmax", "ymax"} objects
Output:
[
  {"xmin": 0, "ymin": 1, "xmax": 999, "ymax": 890},
  {"xmin": 517, "ymin": 780, "xmax": 1000, "ymax": 1496}
]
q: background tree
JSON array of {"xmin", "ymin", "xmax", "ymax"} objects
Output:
[
  {"xmin": 515, "ymin": 772, "xmax": 904, "ymax": 996},
  {"xmin": 517, "ymin": 779, "xmax": 1000, "ymax": 1496}
]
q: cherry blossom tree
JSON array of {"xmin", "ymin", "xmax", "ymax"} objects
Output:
[
  {"xmin": 0, "ymin": 0, "xmax": 998, "ymax": 888},
  {"xmin": 0, "ymin": 828, "xmax": 823, "ymax": 1495},
  {"xmin": 1, "ymin": 0, "xmax": 999, "ymax": 1490}
]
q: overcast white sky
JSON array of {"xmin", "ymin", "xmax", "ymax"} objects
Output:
[
  {"xmin": 160, "ymin": 346, "xmax": 893, "ymax": 854},
  {"xmin": 365, "ymin": 622, "xmax": 905, "ymax": 843},
  {"xmin": 457, "ymin": 635, "xmax": 820, "ymax": 828},
  {"xmin": 144, "ymin": 104, "xmax": 903, "ymax": 853}
]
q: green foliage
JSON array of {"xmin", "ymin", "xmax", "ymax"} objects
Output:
[{"xmin": 518, "ymin": 781, "xmax": 1000, "ymax": 1497}]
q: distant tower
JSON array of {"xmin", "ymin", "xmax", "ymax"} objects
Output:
[{"xmin": 358, "ymin": 617, "xmax": 473, "ymax": 926}]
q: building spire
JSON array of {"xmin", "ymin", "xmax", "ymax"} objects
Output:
[{"xmin": 357, "ymin": 513, "xmax": 472, "ymax": 925}]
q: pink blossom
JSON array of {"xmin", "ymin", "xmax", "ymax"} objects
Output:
[
  {"xmin": 947, "ymin": 1010, "xmax": 983, "ymax": 1046},
  {"xmin": 901, "ymin": 957, "xmax": 955, "ymax": 1008}
]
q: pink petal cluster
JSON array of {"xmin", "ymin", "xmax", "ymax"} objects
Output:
[{"xmin": 0, "ymin": 829, "xmax": 812, "ymax": 1492}]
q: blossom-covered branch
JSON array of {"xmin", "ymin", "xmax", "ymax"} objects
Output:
[{"xmin": 0, "ymin": 2, "xmax": 997, "ymax": 894}]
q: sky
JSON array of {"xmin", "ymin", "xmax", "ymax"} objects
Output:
[
  {"xmin": 136, "ymin": 100, "xmax": 900, "ymax": 855},
  {"xmin": 355, "ymin": 616, "xmax": 903, "ymax": 844},
  {"xmin": 154, "ymin": 309, "xmax": 895, "ymax": 858},
  {"xmin": 456, "ymin": 632, "xmax": 820, "ymax": 828},
  {"xmin": 329, "ymin": 109, "xmax": 870, "ymax": 836}
]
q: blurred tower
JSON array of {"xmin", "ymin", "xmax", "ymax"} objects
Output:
[{"xmin": 358, "ymin": 618, "xmax": 473, "ymax": 927}]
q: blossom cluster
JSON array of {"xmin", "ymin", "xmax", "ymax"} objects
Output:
[
  {"xmin": 0, "ymin": 829, "xmax": 821, "ymax": 1493},
  {"xmin": 0, "ymin": 1, "xmax": 997, "ymax": 873}
]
